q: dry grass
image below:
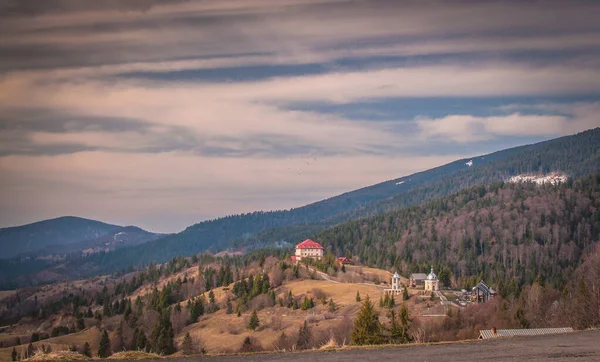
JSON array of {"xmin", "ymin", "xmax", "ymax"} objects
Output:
[
  {"xmin": 319, "ymin": 336, "xmax": 340, "ymax": 350},
  {"xmin": 179, "ymin": 279, "xmax": 382, "ymax": 353},
  {"xmin": 107, "ymin": 351, "xmax": 162, "ymax": 360},
  {"xmin": 0, "ymin": 327, "xmax": 101, "ymax": 362},
  {"xmin": 0, "ymin": 290, "xmax": 16, "ymax": 302},
  {"xmin": 25, "ymin": 350, "xmax": 89, "ymax": 360},
  {"xmin": 283, "ymin": 279, "xmax": 383, "ymax": 305}
]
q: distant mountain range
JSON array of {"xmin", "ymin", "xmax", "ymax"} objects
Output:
[
  {"xmin": 0, "ymin": 217, "xmax": 163, "ymax": 259},
  {"xmin": 0, "ymin": 128, "xmax": 598, "ymax": 288}
]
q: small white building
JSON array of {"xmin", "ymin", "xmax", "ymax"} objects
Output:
[
  {"xmin": 424, "ymin": 266, "xmax": 440, "ymax": 292},
  {"xmin": 384, "ymin": 272, "xmax": 403, "ymax": 295},
  {"xmin": 384, "ymin": 272, "xmax": 405, "ymax": 297},
  {"xmin": 291, "ymin": 239, "xmax": 324, "ymax": 262}
]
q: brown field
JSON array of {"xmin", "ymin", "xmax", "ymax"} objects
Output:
[
  {"xmin": 181, "ymin": 278, "xmax": 387, "ymax": 353},
  {"xmin": 0, "ymin": 290, "xmax": 16, "ymax": 303},
  {"xmin": 0, "ymin": 327, "xmax": 101, "ymax": 361},
  {"xmin": 0, "ymin": 265, "xmax": 439, "ymax": 358}
]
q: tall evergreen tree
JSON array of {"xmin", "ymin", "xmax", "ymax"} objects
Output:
[
  {"xmin": 136, "ymin": 331, "xmax": 148, "ymax": 351},
  {"xmin": 98, "ymin": 330, "xmax": 112, "ymax": 358},
  {"xmin": 151, "ymin": 308, "xmax": 175, "ymax": 355},
  {"xmin": 351, "ymin": 296, "xmax": 382, "ymax": 345},
  {"xmin": 182, "ymin": 332, "xmax": 193, "ymax": 355},
  {"xmin": 82, "ymin": 342, "xmax": 91, "ymax": 357},
  {"xmin": 11, "ymin": 347, "xmax": 17, "ymax": 361},
  {"xmin": 296, "ymin": 320, "xmax": 311, "ymax": 350},
  {"xmin": 398, "ymin": 303, "xmax": 411, "ymax": 342},
  {"xmin": 248, "ymin": 310, "xmax": 260, "ymax": 331}
]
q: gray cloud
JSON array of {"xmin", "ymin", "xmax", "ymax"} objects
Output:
[
  {"xmin": 1, "ymin": 0, "xmax": 600, "ymax": 73},
  {"xmin": 0, "ymin": 107, "xmax": 348, "ymax": 157},
  {"xmin": 0, "ymin": 108, "xmax": 151, "ymax": 133}
]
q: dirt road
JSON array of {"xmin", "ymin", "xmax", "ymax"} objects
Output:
[{"xmin": 142, "ymin": 329, "xmax": 600, "ymax": 362}]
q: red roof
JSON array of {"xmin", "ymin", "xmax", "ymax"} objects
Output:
[
  {"xmin": 295, "ymin": 239, "xmax": 324, "ymax": 249},
  {"xmin": 290, "ymin": 256, "xmax": 297, "ymax": 262}
]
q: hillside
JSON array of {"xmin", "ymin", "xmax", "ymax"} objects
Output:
[
  {"xmin": 0, "ymin": 217, "xmax": 121, "ymax": 259},
  {"xmin": 60, "ymin": 129, "xmax": 600, "ymax": 276},
  {"xmin": 315, "ymin": 172, "xmax": 600, "ymax": 290}
]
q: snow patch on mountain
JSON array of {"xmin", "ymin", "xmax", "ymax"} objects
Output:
[
  {"xmin": 508, "ymin": 172, "xmax": 568, "ymax": 185},
  {"xmin": 396, "ymin": 181, "xmax": 405, "ymax": 185},
  {"xmin": 465, "ymin": 160, "xmax": 473, "ymax": 167}
]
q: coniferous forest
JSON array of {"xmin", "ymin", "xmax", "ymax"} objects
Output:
[{"xmin": 317, "ymin": 172, "xmax": 600, "ymax": 292}]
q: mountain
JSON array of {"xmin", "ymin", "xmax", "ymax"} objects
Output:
[
  {"xmin": 0, "ymin": 216, "xmax": 121, "ymax": 259},
  {"xmin": 66, "ymin": 128, "xmax": 600, "ymax": 276},
  {"xmin": 315, "ymin": 171, "xmax": 600, "ymax": 291},
  {"xmin": 0, "ymin": 218, "xmax": 164, "ymax": 289}
]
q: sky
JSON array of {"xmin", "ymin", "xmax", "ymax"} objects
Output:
[{"xmin": 0, "ymin": 0, "xmax": 599, "ymax": 233}]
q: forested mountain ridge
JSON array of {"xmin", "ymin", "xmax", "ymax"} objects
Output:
[
  {"xmin": 47, "ymin": 128, "xmax": 600, "ymax": 277},
  {"xmin": 231, "ymin": 127, "xmax": 600, "ymax": 249},
  {"xmin": 315, "ymin": 172, "xmax": 600, "ymax": 292}
]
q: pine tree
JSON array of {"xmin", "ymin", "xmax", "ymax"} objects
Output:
[
  {"xmin": 136, "ymin": 331, "xmax": 148, "ymax": 351},
  {"xmin": 301, "ymin": 296, "xmax": 314, "ymax": 310},
  {"xmin": 389, "ymin": 309, "xmax": 401, "ymax": 343},
  {"xmin": 115, "ymin": 322, "xmax": 125, "ymax": 352},
  {"xmin": 296, "ymin": 320, "xmax": 311, "ymax": 350},
  {"xmin": 151, "ymin": 308, "xmax": 175, "ymax": 355},
  {"xmin": 403, "ymin": 286, "xmax": 409, "ymax": 301},
  {"xmin": 398, "ymin": 303, "xmax": 411, "ymax": 343},
  {"xmin": 226, "ymin": 299, "xmax": 233, "ymax": 314},
  {"xmin": 208, "ymin": 290, "xmax": 215, "ymax": 304},
  {"xmin": 182, "ymin": 332, "xmax": 193, "ymax": 355},
  {"xmin": 356, "ymin": 291, "xmax": 361, "ymax": 302},
  {"xmin": 248, "ymin": 310, "xmax": 260, "ymax": 331},
  {"xmin": 98, "ymin": 330, "xmax": 111, "ymax": 358},
  {"xmin": 11, "ymin": 347, "xmax": 17, "ymax": 361},
  {"xmin": 77, "ymin": 317, "xmax": 85, "ymax": 331},
  {"xmin": 350, "ymin": 296, "xmax": 382, "ymax": 345},
  {"xmin": 328, "ymin": 298, "xmax": 336, "ymax": 312},
  {"xmin": 124, "ymin": 299, "xmax": 132, "ymax": 319},
  {"xmin": 83, "ymin": 342, "xmax": 91, "ymax": 357}
]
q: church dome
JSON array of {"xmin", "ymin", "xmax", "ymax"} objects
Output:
[
  {"xmin": 427, "ymin": 267, "xmax": 438, "ymax": 280},
  {"xmin": 393, "ymin": 272, "xmax": 400, "ymax": 279}
]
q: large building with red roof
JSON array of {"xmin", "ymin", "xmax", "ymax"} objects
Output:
[{"xmin": 293, "ymin": 239, "xmax": 324, "ymax": 262}]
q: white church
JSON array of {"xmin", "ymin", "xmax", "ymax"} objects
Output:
[
  {"xmin": 386, "ymin": 266, "xmax": 439, "ymax": 296},
  {"xmin": 424, "ymin": 266, "xmax": 440, "ymax": 292}
]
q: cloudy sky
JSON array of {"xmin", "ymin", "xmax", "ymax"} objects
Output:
[{"xmin": 1, "ymin": 0, "xmax": 599, "ymax": 232}]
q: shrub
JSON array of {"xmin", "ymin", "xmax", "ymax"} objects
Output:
[{"xmin": 238, "ymin": 336, "xmax": 262, "ymax": 353}]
